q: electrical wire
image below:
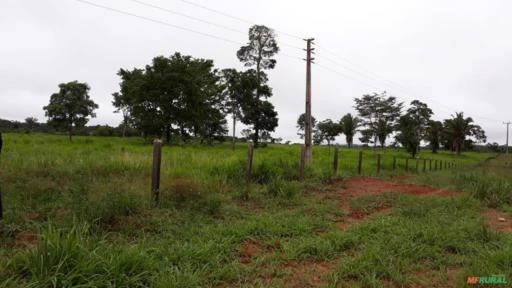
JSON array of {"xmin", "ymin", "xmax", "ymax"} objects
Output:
[{"xmin": 128, "ymin": 0, "xmax": 303, "ymax": 50}]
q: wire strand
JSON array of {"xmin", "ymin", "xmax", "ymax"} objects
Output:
[{"xmin": 177, "ymin": 0, "xmax": 304, "ymax": 40}]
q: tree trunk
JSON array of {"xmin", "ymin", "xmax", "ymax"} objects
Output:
[
  {"xmin": 253, "ymin": 127, "xmax": 259, "ymax": 147},
  {"xmin": 165, "ymin": 126, "xmax": 171, "ymax": 143},
  {"xmin": 68, "ymin": 123, "xmax": 73, "ymax": 141},
  {"xmin": 122, "ymin": 123, "xmax": 126, "ymax": 137}
]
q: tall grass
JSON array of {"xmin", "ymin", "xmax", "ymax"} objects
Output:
[{"xmin": 0, "ymin": 133, "xmax": 499, "ymax": 287}]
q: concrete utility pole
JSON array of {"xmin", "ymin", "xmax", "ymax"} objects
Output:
[
  {"xmin": 304, "ymin": 38, "xmax": 315, "ymax": 164},
  {"xmin": 504, "ymin": 121, "xmax": 511, "ymax": 154}
]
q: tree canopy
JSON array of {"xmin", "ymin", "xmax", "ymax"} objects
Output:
[
  {"xmin": 340, "ymin": 113, "xmax": 360, "ymax": 148},
  {"xmin": 297, "ymin": 113, "xmax": 317, "ymax": 139},
  {"xmin": 43, "ymin": 81, "xmax": 98, "ymax": 141},
  {"xmin": 236, "ymin": 25, "xmax": 280, "ymax": 146},
  {"xmin": 442, "ymin": 112, "xmax": 486, "ymax": 154},
  {"xmin": 114, "ymin": 52, "xmax": 226, "ymax": 143},
  {"xmin": 354, "ymin": 92, "xmax": 403, "ymax": 148}
]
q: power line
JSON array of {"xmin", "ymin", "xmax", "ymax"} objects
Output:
[
  {"xmin": 75, "ymin": 0, "xmax": 303, "ymax": 61},
  {"xmin": 176, "ymin": 0, "xmax": 304, "ymax": 40},
  {"xmin": 315, "ymin": 63, "xmax": 382, "ymax": 91},
  {"xmin": 75, "ymin": 0, "xmax": 242, "ymax": 45},
  {"xmin": 129, "ymin": 0, "xmax": 303, "ymax": 51},
  {"xmin": 314, "ymin": 61, "xmax": 500, "ymax": 124},
  {"xmin": 76, "ymin": 0, "xmax": 504, "ymax": 126},
  {"xmin": 315, "ymin": 51, "xmax": 503, "ymax": 123},
  {"xmin": 128, "ymin": 0, "xmax": 247, "ymax": 35}
]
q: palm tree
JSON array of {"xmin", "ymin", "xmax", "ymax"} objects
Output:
[
  {"xmin": 443, "ymin": 112, "xmax": 486, "ymax": 155},
  {"xmin": 340, "ymin": 113, "xmax": 360, "ymax": 148}
]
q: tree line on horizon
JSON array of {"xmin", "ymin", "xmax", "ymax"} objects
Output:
[
  {"xmin": 0, "ymin": 24, "xmax": 493, "ymax": 155},
  {"xmin": 297, "ymin": 91, "xmax": 487, "ymax": 156},
  {"xmin": 41, "ymin": 25, "xmax": 279, "ymax": 147}
]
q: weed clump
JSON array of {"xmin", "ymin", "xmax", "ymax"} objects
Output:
[
  {"xmin": 456, "ymin": 173, "xmax": 512, "ymax": 208},
  {"xmin": 8, "ymin": 223, "xmax": 153, "ymax": 287},
  {"xmin": 264, "ymin": 178, "xmax": 301, "ymax": 199}
]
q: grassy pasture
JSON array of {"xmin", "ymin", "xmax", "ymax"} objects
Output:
[{"xmin": 0, "ymin": 133, "xmax": 508, "ymax": 287}]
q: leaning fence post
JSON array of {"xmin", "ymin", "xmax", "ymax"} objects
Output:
[
  {"xmin": 151, "ymin": 139, "xmax": 162, "ymax": 206},
  {"xmin": 245, "ymin": 142, "xmax": 254, "ymax": 182},
  {"xmin": 377, "ymin": 154, "xmax": 381, "ymax": 175},
  {"xmin": 358, "ymin": 151, "xmax": 363, "ymax": 176},
  {"xmin": 392, "ymin": 156, "xmax": 397, "ymax": 171},
  {"xmin": 333, "ymin": 145, "xmax": 339, "ymax": 176}
]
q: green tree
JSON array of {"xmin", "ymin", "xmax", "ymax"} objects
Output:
[
  {"xmin": 112, "ymin": 92, "xmax": 131, "ymax": 137},
  {"xmin": 24, "ymin": 117, "xmax": 38, "ymax": 132},
  {"xmin": 426, "ymin": 120, "xmax": 443, "ymax": 153},
  {"xmin": 354, "ymin": 92, "xmax": 403, "ymax": 148},
  {"xmin": 220, "ymin": 69, "xmax": 243, "ymax": 149},
  {"xmin": 237, "ymin": 70, "xmax": 278, "ymax": 147},
  {"xmin": 395, "ymin": 115, "xmax": 421, "ymax": 158},
  {"xmin": 340, "ymin": 113, "xmax": 360, "ymax": 148},
  {"xmin": 407, "ymin": 100, "xmax": 433, "ymax": 140},
  {"xmin": 115, "ymin": 52, "xmax": 226, "ymax": 143},
  {"xmin": 443, "ymin": 112, "xmax": 486, "ymax": 155},
  {"xmin": 237, "ymin": 25, "xmax": 279, "ymax": 79},
  {"xmin": 313, "ymin": 119, "xmax": 342, "ymax": 148},
  {"xmin": 43, "ymin": 81, "xmax": 98, "ymax": 141},
  {"xmin": 297, "ymin": 113, "xmax": 317, "ymax": 139},
  {"xmin": 237, "ymin": 25, "xmax": 280, "ymax": 146}
]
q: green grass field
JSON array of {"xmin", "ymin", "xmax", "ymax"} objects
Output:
[{"xmin": 0, "ymin": 133, "xmax": 509, "ymax": 287}]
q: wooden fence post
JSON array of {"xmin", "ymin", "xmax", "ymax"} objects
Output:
[
  {"xmin": 333, "ymin": 145, "xmax": 339, "ymax": 176},
  {"xmin": 377, "ymin": 154, "xmax": 381, "ymax": 175},
  {"xmin": 245, "ymin": 142, "xmax": 254, "ymax": 182},
  {"xmin": 423, "ymin": 159, "xmax": 426, "ymax": 173},
  {"xmin": 429, "ymin": 159, "xmax": 432, "ymax": 171},
  {"xmin": 440, "ymin": 160, "xmax": 443, "ymax": 171},
  {"xmin": 415, "ymin": 158, "xmax": 419, "ymax": 174},
  {"xmin": 434, "ymin": 160, "xmax": 438, "ymax": 171},
  {"xmin": 405, "ymin": 158, "xmax": 409, "ymax": 172},
  {"xmin": 151, "ymin": 139, "xmax": 162, "ymax": 206},
  {"xmin": 358, "ymin": 151, "xmax": 363, "ymax": 176},
  {"xmin": 392, "ymin": 156, "xmax": 397, "ymax": 171}
]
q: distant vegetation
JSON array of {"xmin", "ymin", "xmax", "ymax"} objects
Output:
[{"xmin": 0, "ymin": 25, "xmax": 500, "ymax": 155}]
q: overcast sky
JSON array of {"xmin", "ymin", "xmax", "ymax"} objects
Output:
[{"xmin": 2, "ymin": 0, "xmax": 511, "ymax": 144}]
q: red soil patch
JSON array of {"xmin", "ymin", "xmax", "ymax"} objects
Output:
[
  {"xmin": 281, "ymin": 260, "xmax": 336, "ymax": 288},
  {"xmin": 331, "ymin": 177, "xmax": 458, "ymax": 231},
  {"xmin": 338, "ymin": 177, "xmax": 455, "ymax": 197},
  {"xmin": 484, "ymin": 209, "xmax": 512, "ymax": 233},
  {"xmin": 237, "ymin": 239, "xmax": 277, "ymax": 265}
]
